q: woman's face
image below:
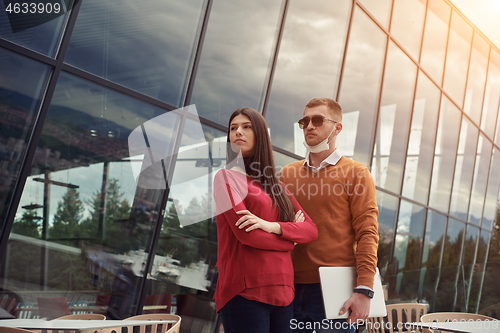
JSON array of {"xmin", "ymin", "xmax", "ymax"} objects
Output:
[{"xmin": 229, "ymin": 114, "xmax": 255, "ymax": 157}]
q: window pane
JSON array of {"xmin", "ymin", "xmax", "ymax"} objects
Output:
[
  {"xmin": 0, "ymin": 1, "xmax": 73, "ymax": 57},
  {"xmin": 463, "ymin": 34, "xmax": 489, "ymax": 125},
  {"xmin": 429, "ymin": 97, "xmax": 461, "ymax": 212},
  {"xmin": 468, "ymin": 135, "xmax": 492, "ymax": 226},
  {"xmin": 390, "ymin": 0, "xmax": 426, "ymax": 60},
  {"xmin": 436, "ymin": 218, "xmax": 464, "ymax": 311},
  {"xmin": 372, "ymin": 41, "xmax": 417, "ymax": 193},
  {"xmin": 4, "ymin": 72, "xmax": 179, "ymax": 319},
  {"xmin": 191, "ymin": 0, "xmax": 284, "ymax": 124},
  {"xmin": 420, "ymin": 210, "xmax": 446, "ymax": 312},
  {"xmin": 65, "ymin": 0, "xmax": 205, "ymax": 107},
  {"xmin": 482, "ymin": 148, "xmax": 500, "ymax": 230},
  {"xmin": 337, "ymin": 6, "xmax": 387, "ymax": 165},
  {"xmin": 481, "ymin": 50, "xmax": 500, "ymax": 138},
  {"xmin": 265, "ymin": 0, "xmax": 351, "ymax": 156},
  {"xmin": 402, "ymin": 72, "xmax": 440, "ymax": 204},
  {"xmin": 420, "ymin": 0, "xmax": 450, "ymax": 85},
  {"xmin": 393, "ymin": 200, "xmax": 425, "ymax": 301},
  {"xmin": 0, "ymin": 48, "xmax": 50, "ymax": 231},
  {"xmin": 442, "ymin": 11, "xmax": 472, "ymax": 109},
  {"xmin": 456, "ymin": 224, "xmax": 479, "ymax": 312},
  {"xmin": 149, "ymin": 125, "xmax": 226, "ymax": 324},
  {"xmin": 473, "ymin": 230, "xmax": 491, "ymax": 313},
  {"xmin": 376, "ymin": 191, "xmax": 398, "ymax": 300},
  {"xmin": 357, "ymin": 0, "xmax": 392, "ymax": 28},
  {"xmin": 449, "ymin": 118, "xmax": 478, "ymax": 220}
]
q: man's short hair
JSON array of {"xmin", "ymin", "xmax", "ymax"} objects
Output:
[{"xmin": 305, "ymin": 97, "xmax": 342, "ymax": 120}]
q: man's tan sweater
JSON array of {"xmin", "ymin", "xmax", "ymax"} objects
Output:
[{"xmin": 280, "ymin": 156, "xmax": 379, "ymax": 288}]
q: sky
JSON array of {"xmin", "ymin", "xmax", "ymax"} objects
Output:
[{"xmin": 449, "ymin": 0, "xmax": 500, "ymax": 49}]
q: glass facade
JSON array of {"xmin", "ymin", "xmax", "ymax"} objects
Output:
[{"xmin": 1, "ymin": 0, "xmax": 499, "ymax": 330}]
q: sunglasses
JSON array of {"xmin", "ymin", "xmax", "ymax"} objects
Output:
[{"xmin": 298, "ymin": 116, "xmax": 339, "ymax": 129}]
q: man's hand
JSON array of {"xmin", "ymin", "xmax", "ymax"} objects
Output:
[{"xmin": 339, "ymin": 292, "xmax": 371, "ymax": 323}]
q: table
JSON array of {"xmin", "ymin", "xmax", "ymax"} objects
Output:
[
  {"xmin": 408, "ymin": 320, "xmax": 500, "ymax": 333},
  {"xmin": 0, "ymin": 318, "xmax": 176, "ymax": 333}
]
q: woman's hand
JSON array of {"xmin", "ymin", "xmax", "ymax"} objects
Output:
[
  {"xmin": 235, "ymin": 210, "xmax": 282, "ymax": 235},
  {"xmin": 294, "ymin": 210, "xmax": 305, "ymax": 223}
]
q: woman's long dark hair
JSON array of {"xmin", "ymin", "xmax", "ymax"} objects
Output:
[{"xmin": 226, "ymin": 108, "xmax": 295, "ymax": 222}]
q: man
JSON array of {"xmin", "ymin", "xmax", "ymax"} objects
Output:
[{"xmin": 280, "ymin": 97, "xmax": 379, "ymax": 333}]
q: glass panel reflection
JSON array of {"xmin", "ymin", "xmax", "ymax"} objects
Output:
[
  {"xmin": 442, "ymin": 11, "xmax": 472, "ymax": 109},
  {"xmin": 376, "ymin": 191, "xmax": 398, "ymax": 300},
  {"xmin": 393, "ymin": 200, "xmax": 425, "ymax": 301},
  {"xmin": 191, "ymin": 0, "xmax": 284, "ymax": 124},
  {"xmin": 481, "ymin": 50, "xmax": 500, "ymax": 138},
  {"xmin": 420, "ymin": 0, "xmax": 451, "ymax": 85},
  {"xmin": 65, "ymin": 0, "xmax": 205, "ymax": 107},
  {"xmin": 477, "ymin": 230, "xmax": 495, "ymax": 314},
  {"xmin": 429, "ymin": 97, "xmax": 461, "ymax": 213},
  {"xmin": 265, "ymin": 0, "xmax": 351, "ymax": 156},
  {"xmin": 145, "ymin": 125, "xmax": 227, "ymax": 330},
  {"xmin": 435, "ymin": 218, "xmax": 464, "ymax": 312},
  {"xmin": 357, "ymin": 0, "xmax": 392, "ymax": 28},
  {"xmin": 390, "ymin": 0, "xmax": 426, "ymax": 60},
  {"xmin": 469, "ymin": 227, "xmax": 488, "ymax": 313},
  {"xmin": 449, "ymin": 118, "xmax": 478, "ymax": 220},
  {"xmin": 372, "ymin": 41, "xmax": 417, "ymax": 194},
  {"xmin": 420, "ymin": 211, "xmax": 446, "ymax": 312},
  {"xmin": 0, "ymin": 48, "xmax": 50, "ymax": 231},
  {"xmin": 468, "ymin": 135, "xmax": 492, "ymax": 226},
  {"xmin": 0, "ymin": 0, "xmax": 73, "ymax": 57},
  {"xmin": 402, "ymin": 72, "xmax": 440, "ymax": 204},
  {"xmin": 482, "ymin": 149, "xmax": 500, "ymax": 230},
  {"xmin": 455, "ymin": 224, "xmax": 478, "ymax": 312},
  {"xmin": 3, "ymin": 72, "xmax": 179, "ymax": 319},
  {"xmin": 463, "ymin": 34, "xmax": 489, "ymax": 125},
  {"xmin": 337, "ymin": 6, "xmax": 387, "ymax": 165}
]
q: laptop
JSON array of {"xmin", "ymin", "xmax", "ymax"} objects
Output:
[{"xmin": 319, "ymin": 266, "xmax": 387, "ymax": 319}]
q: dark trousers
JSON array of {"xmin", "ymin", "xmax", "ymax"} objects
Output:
[
  {"xmin": 220, "ymin": 295, "xmax": 293, "ymax": 333},
  {"xmin": 292, "ymin": 283, "xmax": 357, "ymax": 333}
]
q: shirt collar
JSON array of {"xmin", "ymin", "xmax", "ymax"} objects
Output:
[{"xmin": 303, "ymin": 149, "xmax": 343, "ymax": 172}]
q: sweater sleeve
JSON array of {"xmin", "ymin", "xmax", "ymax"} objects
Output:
[
  {"xmin": 278, "ymin": 188, "xmax": 318, "ymax": 244},
  {"xmin": 214, "ymin": 170, "xmax": 294, "ymax": 252},
  {"xmin": 349, "ymin": 165, "xmax": 379, "ymax": 288}
]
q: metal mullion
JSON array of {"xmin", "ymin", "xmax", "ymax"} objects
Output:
[
  {"xmin": 0, "ymin": 0, "xmax": 84, "ymax": 264},
  {"xmin": 368, "ymin": 1, "xmax": 392, "ymax": 173},
  {"xmin": 0, "ymin": 38, "xmax": 57, "ymax": 66},
  {"xmin": 134, "ymin": 108, "xmax": 190, "ymax": 316},
  {"xmin": 459, "ymin": 28, "xmax": 476, "ymax": 112},
  {"xmin": 440, "ymin": 5, "xmax": 453, "ymax": 88},
  {"xmin": 260, "ymin": 0, "xmax": 290, "ymax": 117},
  {"xmin": 183, "ymin": 0, "xmax": 214, "ymax": 106},
  {"xmin": 334, "ymin": 0, "xmax": 356, "ymax": 101}
]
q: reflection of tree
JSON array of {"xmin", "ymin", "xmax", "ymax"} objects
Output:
[
  {"xmin": 399, "ymin": 237, "xmax": 421, "ymax": 301},
  {"xmin": 80, "ymin": 178, "xmax": 136, "ymax": 253},
  {"xmin": 12, "ymin": 210, "xmax": 41, "ymax": 238},
  {"xmin": 49, "ymin": 188, "xmax": 84, "ymax": 246},
  {"xmin": 479, "ymin": 206, "xmax": 500, "ymax": 315}
]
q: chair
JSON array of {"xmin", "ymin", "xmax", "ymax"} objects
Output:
[
  {"xmin": 0, "ymin": 328, "xmax": 37, "ymax": 333},
  {"xmin": 124, "ymin": 313, "xmax": 182, "ymax": 333},
  {"xmin": 366, "ymin": 303, "xmax": 428, "ymax": 333},
  {"xmin": 37, "ymin": 297, "xmax": 70, "ymax": 320},
  {"xmin": 54, "ymin": 313, "xmax": 106, "ymax": 320},
  {"xmin": 0, "ymin": 296, "xmax": 18, "ymax": 318},
  {"xmin": 17, "ymin": 302, "xmax": 36, "ymax": 319},
  {"xmin": 479, "ymin": 303, "xmax": 500, "ymax": 320}
]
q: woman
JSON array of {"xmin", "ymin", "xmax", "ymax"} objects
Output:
[{"xmin": 213, "ymin": 108, "xmax": 318, "ymax": 333}]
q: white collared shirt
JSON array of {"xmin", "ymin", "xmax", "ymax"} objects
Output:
[{"xmin": 303, "ymin": 148, "xmax": 343, "ymax": 172}]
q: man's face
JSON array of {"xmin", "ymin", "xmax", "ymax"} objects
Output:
[{"xmin": 302, "ymin": 105, "xmax": 339, "ymax": 146}]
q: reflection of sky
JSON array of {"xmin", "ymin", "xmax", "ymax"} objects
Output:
[
  {"xmin": 191, "ymin": 0, "xmax": 283, "ymax": 124},
  {"xmin": 65, "ymin": 0, "xmax": 204, "ymax": 106}
]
